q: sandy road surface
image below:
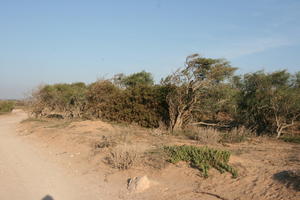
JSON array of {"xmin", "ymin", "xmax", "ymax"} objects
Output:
[{"xmin": 0, "ymin": 110, "xmax": 103, "ymax": 200}]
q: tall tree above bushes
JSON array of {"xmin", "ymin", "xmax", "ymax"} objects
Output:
[
  {"xmin": 162, "ymin": 54, "xmax": 236, "ymax": 131},
  {"xmin": 116, "ymin": 71, "xmax": 154, "ymax": 88}
]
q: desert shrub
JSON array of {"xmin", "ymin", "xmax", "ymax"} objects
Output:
[
  {"xmin": 86, "ymin": 80, "xmax": 123, "ymax": 120},
  {"xmin": 164, "ymin": 145, "xmax": 237, "ymax": 178},
  {"xmin": 220, "ymin": 126, "xmax": 253, "ymax": 143},
  {"xmin": 106, "ymin": 145, "xmax": 139, "ymax": 170},
  {"xmin": 0, "ymin": 100, "xmax": 15, "ymax": 114},
  {"xmin": 119, "ymin": 85, "xmax": 169, "ymax": 127},
  {"xmin": 87, "ymin": 79, "xmax": 169, "ymax": 128}
]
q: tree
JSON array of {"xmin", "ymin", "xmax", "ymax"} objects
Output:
[
  {"xmin": 117, "ymin": 71, "xmax": 154, "ymax": 88},
  {"xmin": 162, "ymin": 54, "xmax": 236, "ymax": 131},
  {"xmin": 269, "ymin": 76, "xmax": 300, "ymax": 138},
  {"xmin": 237, "ymin": 70, "xmax": 300, "ymax": 137}
]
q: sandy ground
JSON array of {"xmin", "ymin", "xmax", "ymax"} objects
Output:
[
  {"xmin": 0, "ymin": 110, "xmax": 108, "ymax": 200},
  {"xmin": 1, "ymin": 110, "xmax": 300, "ymax": 200}
]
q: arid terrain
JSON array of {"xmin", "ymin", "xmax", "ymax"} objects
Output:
[{"xmin": 1, "ymin": 110, "xmax": 299, "ymax": 200}]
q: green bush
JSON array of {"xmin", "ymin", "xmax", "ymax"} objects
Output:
[
  {"xmin": 86, "ymin": 80, "xmax": 123, "ymax": 120},
  {"xmin": 119, "ymin": 70, "xmax": 154, "ymax": 88},
  {"xmin": 31, "ymin": 82, "xmax": 87, "ymax": 118},
  {"xmin": 86, "ymin": 79, "xmax": 169, "ymax": 128},
  {"xmin": 164, "ymin": 145, "xmax": 237, "ymax": 178},
  {"xmin": 119, "ymin": 85, "xmax": 169, "ymax": 127},
  {"xmin": 235, "ymin": 71, "xmax": 300, "ymax": 137},
  {"xmin": 0, "ymin": 100, "xmax": 15, "ymax": 114}
]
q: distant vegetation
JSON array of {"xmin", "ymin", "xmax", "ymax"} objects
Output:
[
  {"xmin": 0, "ymin": 100, "xmax": 15, "ymax": 114},
  {"xmin": 28, "ymin": 54, "xmax": 300, "ymax": 138}
]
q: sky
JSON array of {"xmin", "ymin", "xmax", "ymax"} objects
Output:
[{"xmin": 1, "ymin": 0, "xmax": 300, "ymax": 99}]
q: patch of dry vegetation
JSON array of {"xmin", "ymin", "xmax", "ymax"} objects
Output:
[
  {"xmin": 220, "ymin": 126, "xmax": 254, "ymax": 143},
  {"xmin": 106, "ymin": 145, "xmax": 140, "ymax": 170},
  {"xmin": 191, "ymin": 127, "xmax": 221, "ymax": 144}
]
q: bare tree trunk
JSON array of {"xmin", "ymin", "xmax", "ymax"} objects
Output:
[
  {"xmin": 275, "ymin": 121, "xmax": 295, "ymax": 139},
  {"xmin": 276, "ymin": 126, "xmax": 283, "ymax": 139},
  {"xmin": 172, "ymin": 117, "xmax": 183, "ymax": 131}
]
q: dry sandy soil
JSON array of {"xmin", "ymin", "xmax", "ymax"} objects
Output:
[{"xmin": 1, "ymin": 110, "xmax": 299, "ymax": 200}]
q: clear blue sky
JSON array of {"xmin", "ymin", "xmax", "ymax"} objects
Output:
[{"xmin": 1, "ymin": 0, "xmax": 300, "ymax": 99}]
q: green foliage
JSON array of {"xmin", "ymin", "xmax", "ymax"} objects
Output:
[
  {"xmin": 28, "ymin": 54, "xmax": 300, "ymax": 135},
  {"xmin": 0, "ymin": 100, "xmax": 15, "ymax": 114},
  {"xmin": 194, "ymin": 83, "xmax": 238, "ymax": 122},
  {"xmin": 119, "ymin": 84, "xmax": 169, "ymax": 127},
  {"xmin": 31, "ymin": 82, "xmax": 87, "ymax": 118},
  {"xmin": 236, "ymin": 70, "xmax": 300, "ymax": 136},
  {"xmin": 86, "ymin": 79, "xmax": 169, "ymax": 127},
  {"xmin": 163, "ymin": 54, "xmax": 237, "ymax": 131},
  {"xmin": 164, "ymin": 145, "xmax": 237, "ymax": 178},
  {"xmin": 119, "ymin": 71, "xmax": 154, "ymax": 88},
  {"xmin": 86, "ymin": 80, "xmax": 123, "ymax": 120}
]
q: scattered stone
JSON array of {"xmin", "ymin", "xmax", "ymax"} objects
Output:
[{"xmin": 127, "ymin": 175, "xmax": 150, "ymax": 193}]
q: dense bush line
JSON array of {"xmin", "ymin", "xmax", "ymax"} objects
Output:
[{"xmin": 28, "ymin": 54, "xmax": 300, "ymax": 137}]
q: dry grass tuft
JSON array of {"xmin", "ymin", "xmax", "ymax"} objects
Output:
[
  {"xmin": 106, "ymin": 145, "xmax": 139, "ymax": 170},
  {"xmin": 221, "ymin": 126, "xmax": 253, "ymax": 143},
  {"xmin": 192, "ymin": 127, "xmax": 221, "ymax": 144}
]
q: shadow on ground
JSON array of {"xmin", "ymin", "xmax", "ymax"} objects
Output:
[
  {"xmin": 273, "ymin": 170, "xmax": 300, "ymax": 191},
  {"xmin": 42, "ymin": 195, "xmax": 54, "ymax": 200}
]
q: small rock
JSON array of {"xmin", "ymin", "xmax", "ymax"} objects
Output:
[{"xmin": 127, "ymin": 175, "xmax": 150, "ymax": 193}]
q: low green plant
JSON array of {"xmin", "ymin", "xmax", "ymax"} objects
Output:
[{"xmin": 164, "ymin": 145, "xmax": 237, "ymax": 178}]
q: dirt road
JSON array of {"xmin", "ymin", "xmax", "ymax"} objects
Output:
[{"xmin": 0, "ymin": 111, "xmax": 103, "ymax": 200}]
